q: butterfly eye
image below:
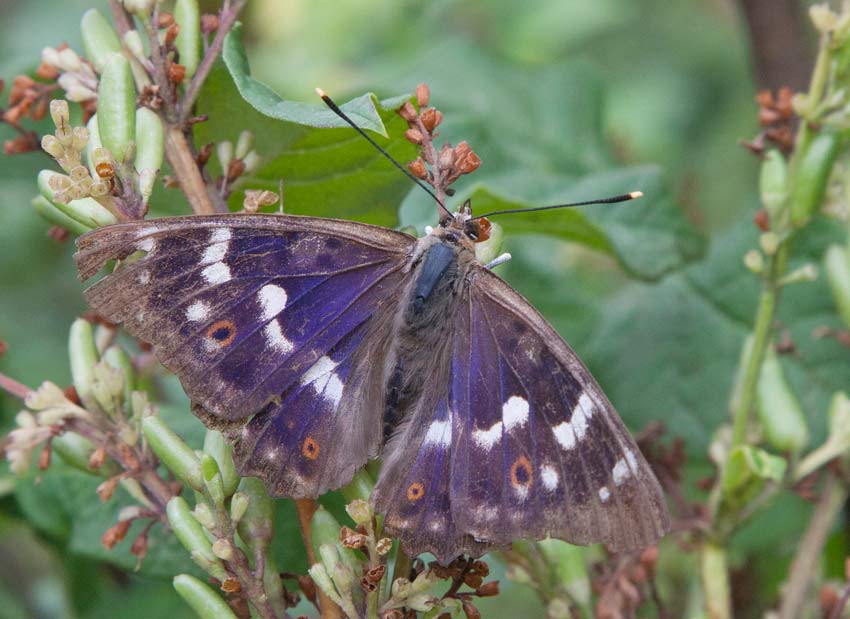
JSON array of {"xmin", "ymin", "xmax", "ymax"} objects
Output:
[{"xmin": 466, "ymin": 230, "xmax": 478, "ymax": 241}]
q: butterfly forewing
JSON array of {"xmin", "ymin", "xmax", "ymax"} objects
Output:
[{"xmin": 76, "ymin": 214, "xmax": 415, "ymax": 495}]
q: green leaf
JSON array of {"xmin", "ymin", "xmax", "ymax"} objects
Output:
[{"xmin": 190, "ymin": 24, "xmax": 417, "ymax": 226}]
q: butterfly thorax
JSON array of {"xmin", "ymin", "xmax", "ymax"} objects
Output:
[{"xmin": 380, "ymin": 232, "xmax": 476, "ymax": 440}]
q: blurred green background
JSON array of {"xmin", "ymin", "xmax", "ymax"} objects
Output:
[{"xmin": 2, "ymin": 0, "xmax": 844, "ymax": 617}]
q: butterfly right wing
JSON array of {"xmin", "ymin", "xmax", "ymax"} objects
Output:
[{"xmin": 76, "ymin": 214, "xmax": 415, "ymax": 496}]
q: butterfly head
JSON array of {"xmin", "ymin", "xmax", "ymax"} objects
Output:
[{"xmin": 436, "ymin": 199, "xmax": 492, "ymax": 245}]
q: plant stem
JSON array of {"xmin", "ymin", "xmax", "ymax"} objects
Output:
[
  {"xmin": 777, "ymin": 475, "xmax": 848, "ymax": 619},
  {"xmin": 700, "ymin": 542, "xmax": 732, "ymax": 619},
  {"xmin": 0, "ymin": 371, "xmax": 33, "ymax": 400},
  {"xmin": 294, "ymin": 499, "xmax": 344, "ymax": 619},
  {"xmin": 391, "ymin": 545, "xmax": 412, "ymax": 588},
  {"xmin": 164, "ymin": 126, "xmax": 221, "ymax": 215},
  {"xmin": 730, "ymin": 243, "xmax": 790, "ymax": 446}
]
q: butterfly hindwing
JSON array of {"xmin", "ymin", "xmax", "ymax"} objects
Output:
[
  {"xmin": 76, "ymin": 214, "xmax": 415, "ymax": 495},
  {"xmin": 449, "ymin": 267, "xmax": 669, "ymax": 553}
]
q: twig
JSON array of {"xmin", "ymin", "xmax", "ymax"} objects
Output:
[
  {"xmin": 178, "ymin": 0, "xmax": 247, "ymax": 124},
  {"xmin": 829, "ymin": 582, "xmax": 850, "ymax": 619},
  {"xmin": 107, "ymin": 0, "xmax": 135, "ymax": 38},
  {"xmin": 0, "ymin": 371, "xmax": 33, "ymax": 400},
  {"xmin": 778, "ymin": 475, "xmax": 848, "ymax": 619},
  {"xmin": 294, "ymin": 499, "xmax": 344, "ymax": 619}
]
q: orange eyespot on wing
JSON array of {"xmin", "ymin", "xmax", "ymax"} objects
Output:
[
  {"xmin": 205, "ymin": 319, "xmax": 237, "ymax": 347},
  {"xmin": 406, "ymin": 482, "xmax": 424, "ymax": 501},
  {"xmin": 302, "ymin": 436, "xmax": 320, "ymax": 460},
  {"xmin": 510, "ymin": 455, "xmax": 533, "ymax": 489}
]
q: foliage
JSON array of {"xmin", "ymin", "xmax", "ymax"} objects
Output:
[{"xmin": 2, "ymin": 1, "xmax": 850, "ymax": 619}]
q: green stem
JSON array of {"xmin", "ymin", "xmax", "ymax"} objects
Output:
[
  {"xmin": 390, "ymin": 545, "xmax": 412, "ymax": 596},
  {"xmin": 730, "ymin": 242, "xmax": 790, "ymax": 446},
  {"xmin": 700, "ymin": 542, "xmax": 732, "ymax": 619}
]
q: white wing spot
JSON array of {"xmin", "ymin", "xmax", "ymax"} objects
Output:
[
  {"xmin": 625, "ymin": 448, "xmax": 639, "ymax": 474},
  {"xmin": 202, "ymin": 261, "xmax": 232, "ymax": 284},
  {"xmin": 552, "ymin": 422, "xmax": 577, "ymax": 450},
  {"xmin": 423, "ymin": 419, "xmax": 452, "ymax": 447},
  {"xmin": 473, "ymin": 421, "xmax": 502, "ymax": 450},
  {"xmin": 210, "ymin": 228, "xmax": 232, "ymax": 244},
  {"xmin": 540, "ymin": 465, "xmax": 559, "ymax": 491},
  {"xmin": 258, "ymin": 284, "xmax": 288, "ymax": 320},
  {"xmin": 571, "ymin": 392, "xmax": 595, "ymax": 440},
  {"xmin": 137, "ymin": 270, "xmax": 150, "ymax": 285},
  {"xmin": 513, "ymin": 485, "xmax": 530, "ymax": 501},
  {"xmin": 185, "ymin": 300, "xmax": 210, "ymax": 322},
  {"xmin": 612, "ymin": 458, "xmax": 631, "ymax": 486},
  {"xmin": 502, "ymin": 396, "xmax": 529, "ymax": 432},
  {"xmin": 202, "ymin": 241, "xmax": 228, "ymax": 264},
  {"xmin": 263, "ymin": 319, "xmax": 293, "ymax": 353},
  {"xmin": 136, "ymin": 237, "xmax": 155, "ymax": 252},
  {"xmin": 301, "ymin": 356, "xmax": 344, "ymax": 407},
  {"xmin": 599, "ymin": 486, "xmax": 611, "ymax": 502}
]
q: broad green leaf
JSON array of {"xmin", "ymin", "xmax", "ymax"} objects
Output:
[{"xmin": 189, "ymin": 24, "xmax": 417, "ymax": 226}]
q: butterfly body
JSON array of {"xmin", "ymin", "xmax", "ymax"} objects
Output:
[{"xmin": 75, "ymin": 211, "xmax": 669, "ymax": 562}]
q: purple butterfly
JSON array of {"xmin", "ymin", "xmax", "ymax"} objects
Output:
[{"xmin": 75, "ymin": 200, "xmax": 669, "ymax": 562}]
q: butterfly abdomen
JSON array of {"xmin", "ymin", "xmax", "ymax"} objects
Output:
[{"xmin": 380, "ymin": 237, "xmax": 472, "ymax": 442}]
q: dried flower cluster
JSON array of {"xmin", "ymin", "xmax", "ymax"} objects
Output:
[
  {"xmin": 398, "ymin": 83, "xmax": 481, "ymax": 203},
  {"xmin": 742, "ymin": 87, "xmax": 796, "ymax": 156}
]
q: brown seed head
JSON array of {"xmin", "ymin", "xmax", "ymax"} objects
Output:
[
  {"xmin": 197, "ymin": 142, "xmax": 214, "ymax": 167},
  {"xmin": 407, "ymin": 157, "xmax": 428, "ymax": 179},
  {"xmin": 438, "ymin": 144, "xmax": 454, "ymax": 169},
  {"xmin": 360, "ymin": 576, "xmax": 378, "ymax": 593},
  {"xmin": 416, "ymin": 83, "xmax": 430, "ymax": 108},
  {"xmin": 102, "ymin": 519, "xmax": 131, "ymax": 549},
  {"xmin": 165, "ymin": 23, "xmax": 180, "ymax": 46},
  {"xmin": 420, "ymin": 108, "xmax": 442, "ymax": 132},
  {"xmin": 97, "ymin": 476, "xmax": 121, "ymax": 502},
  {"xmin": 475, "ymin": 581, "xmax": 499, "ymax": 597},
  {"xmin": 226, "ymin": 158, "xmax": 247, "ymax": 183},
  {"xmin": 461, "ymin": 599, "xmax": 481, "ymax": 619},
  {"xmin": 365, "ymin": 565, "xmax": 386, "ymax": 584},
  {"xmin": 221, "ymin": 578, "xmax": 242, "ymax": 593},
  {"xmin": 88, "ymin": 446, "xmax": 107, "ymax": 469},
  {"xmin": 398, "ymin": 101, "xmax": 418, "ymax": 122},
  {"xmin": 168, "ymin": 63, "xmax": 186, "ymax": 85},
  {"xmin": 456, "ymin": 150, "xmax": 481, "ymax": 175},
  {"xmin": 463, "ymin": 572, "xmax": 483, "ymax": 589},
  {"xmin": 404, "ymin": 128, "xmax": 424, "ymax": 145},
  {"xmin": 201, "ymin": 13, "xmax": 220, "ymax": 33}
]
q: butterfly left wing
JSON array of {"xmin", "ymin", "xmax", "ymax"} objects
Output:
[
  {"xmin": 75, "ymin": 214, "xmax": 415, "ymax": 496},
  {"xmin": 374, "ymin": 264, "xmax": 669, "ymax": 562}
]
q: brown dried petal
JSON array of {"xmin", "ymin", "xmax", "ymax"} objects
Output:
[
  {"xmin": 97, "ymin": 476, "xmax": 121, "ymax": 502},
  {"xmin": 407, "ymin": 158, "xmax": 428, "ymax": 179},
  {"xmin": 158, "ymin": 13, "xmax": 175, "ymax": 28},
  {"xmin": 456, "ymin": 151, "xmax": 481, "ymax": 174},
  {"xmin": 416, "ymin": 83, "xmax": 430, "ymax": 108},
  {"xmin": 461, "ymin": 599, "xmax": 481, "ymax": 619},
  {"xmin": 130, "ymin": 531, "xmax": 148, "ymax": 558},
  {"xmin": 420, "ymin": 108, "xmax": 442, "ymax": 132},
  {"xmin": 463, "ymin": 572, "xmax": 483, "ymax": 589},
  {"xmin": 360, "ymin": 576, "xmax": 378, "ymax": 593},
  {"xmin": 404, "ymin": 128, "xmax": 424, "ymax": 145},
  {"xmin": 36, "ymin": 62, "xmax": 60, "ymax": 81},
  {"xmin": 398, "ymin": 101, "xmax": 417, "ymax": 122},
  {"xmin": 169, "ymin": 63, "xmax": 186, "ymax": 85},
  {"xmin": 88, "ymin": 446, "xmax": 107, "ymax": 469},
  {"xmin": 102, "ymin": 519, "xmax": 131, "ymax": 549},
  {"xmin": 165, "ymin": 23, "xmax": 180, "ymax": 46},
  {"xmin": 221, "ymin": 578, "xmax": 242, "ymax": 593},
  {"xmin": 475, "ymin": 581, "xmax": 499, "ymax": 597},
  {"xmin": 38, "ymin": 442, "xmax": 52, "ymax": 470},
  {"xmin": 365, "ymin": 565, "xmax": 386, "ymax": 583}
]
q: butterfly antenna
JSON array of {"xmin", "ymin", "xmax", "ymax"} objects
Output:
[
  {"xmin": 473, "ymin": 191, "xmax": 643, "ymax": 219},
  {"xmin": 316, "ymin": 88, "xmax": 454, "ymax": 220}
]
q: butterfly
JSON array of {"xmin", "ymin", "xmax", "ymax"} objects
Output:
[{"xmin": 74, "ymin": 198, "xmax": 670, "ymax": 563}]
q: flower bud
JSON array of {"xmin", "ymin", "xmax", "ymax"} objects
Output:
[
  {"xmin": 31, "ymin": 196, "xmax": 91, "ymax": 236},
  {"xmin": 41, "ymin": 135, "xmax": 65, "ymax": 159},
  {"xmin": 173, "ymin": 574, "xmax": 238, "ymax": 619},
  {"xmin": 216, "ymin": 140, "xmax": 233, "ymax": 171},
  {"xmin": 211, "ymin": 538, "xmax": 234, "ymax": 561},
  {"xmin": 192, "ymin": 501, "xmax": 217, "ymax": 531},
  {"xmin": 49, "ymin": 99, "xmax": 70, "ymax": 130},
  {"xmin": 174, "ymin": 0, "xmax": 201, "ymax": 78},
  {"xmin": 790, "ymin": 131, "xmax": 840, "ymax": 228},
  {"xmin": 759, "ymin": 232, "xmax": 780, "ymax": 256},
  {"xmin": 203, "ymin": 430, "xmax": 239, "ymax": 497},
  {"xmin": 68, "ymin": 318, "xmax": 98, "ymax": 404},
  {"xmin": 236, "ymin": 477, "xmax": 274, "ymax": 551},
  {"xmin": 311, "ymin": 506, "xmax": 360, "ymax": 574},
  {"xmin": 234, "ymin": 130, "xmax": 254, "ymax": 160},
  {"xmin": 81, "ymin": 9, "xmax": 122, "ymax": 73},
  {"xmin": 407, "ymin": 157, "xmax": 427, "ymax": 179},
  {"xmin": 756, "ymin": 344, "xmax": 809, "ymax": 453},
  {"xmin": 229, "ymin": 491, "xmax": 249, "ymax": 525},
  {"xmin": 344, "ymin": 499, "xmax": 371, "ymax": 525},
  {"xmin": 404, "ymin": 128, "xmax": 423, "ymax": 145},
  {"xmin": 134, "ymin": 107, "xmax": 164, "ymax": 199},
  {"xmin": 825, "ymin": 244, "xmax": 850, "ymax": 328},
  {"xmin": 744, "ymin": 249, "xmax": 764, "ymax": 274},
  {"xmin": 98, "ymin": 53, "xmax": 136, "ymax": 163},
  {"xmin": 759, "ymin": 150, "xmax": 787, "ymax": 221},
  {"xmin": 142, "ymin": 416, "xmax": 204, "ymax": 491},
  {"xmin": 167, "ymin": 497, "xmax": 227, "ymax": 580},
  {"xmin": 398, "ymin": 101, "xmax": 417, "ymax": 122}
]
